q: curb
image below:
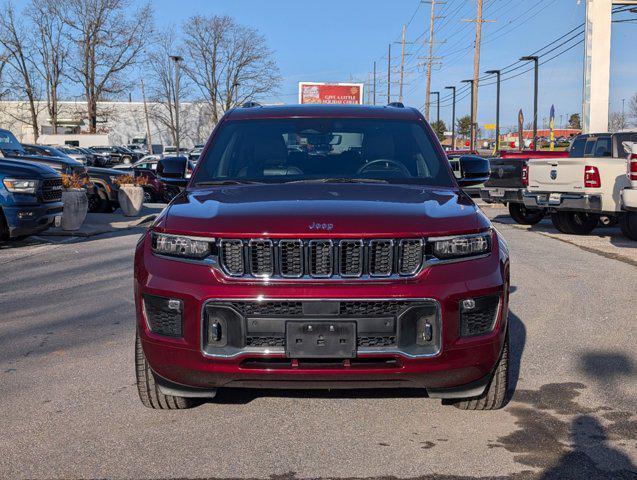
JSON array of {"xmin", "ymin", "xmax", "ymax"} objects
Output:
[{"xmin": 40, "ymin": 213, "xmax": 156, "ymax": 238}]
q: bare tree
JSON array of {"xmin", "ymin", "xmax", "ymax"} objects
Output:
[
  {"xmin": 27, "ymin": 0, "xmax": 67, "ymax": 134},
  {"xmin": 629, "ymin": 92, "xmax": 637, "ymax": 126},
  {"xmin": 59, "ymin": 0, "xmax": 153, "ymax": 133},
  {"xmin": 182, "ymin": 14, "xmax": 280, "ymax": 124},
  {"xmin": 145, "ymin": 30, "xmax": 189, "ymax": 145},
  {"xmin": 608, "ymin": 112, "xmax": 628, "ymax": 133},
  {"xmin": 0, "ymin": 1, "xmax": 41, "ymax": 141}
]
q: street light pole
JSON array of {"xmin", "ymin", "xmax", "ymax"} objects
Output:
[
  {"xmin": 461, "ymin": 79, "xmax": 475, "ymax": 151},
  {"xmin": 445, "ymin": 86, "xmax": 456, "ymax": 150},
  {"xmin": 486, "ymin": 69, "xmax": 501, "ymax": 152},
  {"xmin": 520, "ymin": 55, "xmax": 539, "ymax": 151}
]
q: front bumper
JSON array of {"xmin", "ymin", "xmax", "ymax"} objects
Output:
[
  {"xmin": 622, "ymin": 188, "xmax": 637, "ymax": 212},
  {"xmin": 523, "ymin": 191, "xmax": 602, "ymax": 212},
  {"xmin": 3, "ymin": 201, "xmax": 63, "ymax": 238},
  {"xmin": 480, "ymin": 187, "xmax": 523, "ymax": 204},
  {"xmin": 134, "ymin": 233, "xmax": 509, "ymax": 395}
]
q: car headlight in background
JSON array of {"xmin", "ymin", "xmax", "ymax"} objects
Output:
[
  {"xmin": 431, "ymin": 231, "xmax": 491, "ymax": 260},
  {"xmin": 2, "ymin": 178, "xmax": 38, "ymax": 194},
  {"xmin": 150, "ymin": 232, "xmax": 214, "ymax": 260}
]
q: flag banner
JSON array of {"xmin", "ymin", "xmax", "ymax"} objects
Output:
[
  {"xmin": 518, "ymin": 109, "xmax": 524, "ymax": 152},
  {"xmin": 549, "ymin": 105, "xmax": 556, "ymax": 151}
]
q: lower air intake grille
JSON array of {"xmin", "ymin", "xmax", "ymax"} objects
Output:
[
  {"xmin": 143, "ymin": 295, "xmax": 182, "ymax": 337},
  {"xmin": 246, "ymin": 336, "xmax": 285, "ymax": 347},
  {"xmin": 358, "ymin": 335, "xmax": 396, "ymax": 347},
  {"xmin": 460, "ymin": 295, "xmax": 500, "ymax": 337}
]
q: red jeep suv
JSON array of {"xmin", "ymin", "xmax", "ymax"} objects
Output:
[{"xmin": 134, "ymin": 103, "xmax": 510, "ymax": 410}]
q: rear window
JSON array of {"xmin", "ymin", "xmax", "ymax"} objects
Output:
[
  {"xmin": 569, "ymin": 136, "xmax": 587, "ymax": 157},
  {"xmin": 193, "ymin": 118, "xmax": 453, "ymax": 187}
]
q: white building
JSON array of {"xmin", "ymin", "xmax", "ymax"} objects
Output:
[{"xmin": 0, "ymin": 100, "xmax": 215, "ymax": 147}]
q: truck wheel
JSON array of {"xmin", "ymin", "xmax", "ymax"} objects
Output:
[
  {"xmin": 619, "ymin": 212, "xmax": 637, "ymax": 240},
  {"xmin": 508, "ymin": 203, "xmax": 545, "ymax": 225},
  {"xmin": 560, "ymin": 212, "xmax": 598, "ymax": 235},
  {"xmin": 88, "ymin": 187, "xmax": 113, "ymax": 213},
  {"xmin": 143, "ymin": 188, "xmax": 155, "ymax": 203},
  {"xmin": 550, "ymin": 212, "xmax": 573, "ymax": 234},
  {"xmin": 451, "ymin": 330, "xmax": 509, "ymax": 410},
  {"xmin": 135, "ymin": 333, "xmax": 196, "ymax": 410}
]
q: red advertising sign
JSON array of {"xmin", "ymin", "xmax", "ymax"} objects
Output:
[{"xmin": 299, "ymin": 82, "xmax": 363, "ymax": 105}]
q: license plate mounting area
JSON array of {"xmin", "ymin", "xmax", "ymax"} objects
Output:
[{"xmin": 285, "ymin": 321, "xmax": 356, "ymax": 358}]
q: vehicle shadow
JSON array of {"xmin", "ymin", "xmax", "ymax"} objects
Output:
[
  {"xmin": 210, "ymin": 308, "xmax": 526, "ymax": 406},
  {"xmin": 538, "ymin": 415, "xmax": 637, "ymax": 479}
]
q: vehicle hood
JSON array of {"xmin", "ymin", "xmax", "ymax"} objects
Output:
[
  {"xmin": 161, "ymin": 183, "xmax": 488, "ymax": 237},
  {"xmin": 0, "ymin": 159, "xmax": 59, "ymax": 178}
]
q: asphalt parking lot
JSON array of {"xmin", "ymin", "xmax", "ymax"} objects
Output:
[{"xmin": 0, "ymin": 207, "xmax": 636, "ymax": 479}]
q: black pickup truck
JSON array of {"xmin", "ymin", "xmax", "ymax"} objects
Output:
[{"xmin": 480, "ymin": 150, "xmax": 569, "ymax": 224}]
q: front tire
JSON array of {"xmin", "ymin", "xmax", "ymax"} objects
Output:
[
  {"xmin": 620, "ymin": 212, "xmax": 637, "ymax": 240},
  {"xmin": 508, "ymin": 203, "xmax": 545, "ymax": 225},
  {"xmin": 135, "ymin": 333, "xmax": 196, "ymax": 410},
  {"xmin": 451, "ymin": 330, "xmax": 509, "ymax": 410}
]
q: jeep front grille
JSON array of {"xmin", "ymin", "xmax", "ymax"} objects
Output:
[{"xmin": 217, "ymin": 239, "xmax": 425, "ymax": 279}]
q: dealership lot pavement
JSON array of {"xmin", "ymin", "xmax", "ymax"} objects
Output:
[{"xmin": 0, "ymin": 214, "xmax": 636, "ymax": 479}]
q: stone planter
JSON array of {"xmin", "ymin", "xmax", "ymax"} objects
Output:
[
  {"xmin": 118, "ymin": 184, "xmax": 144, "ymax": 217},
  {"xmin": 61, "ymin": 189, "xmax": 88, "ymax": 231}
]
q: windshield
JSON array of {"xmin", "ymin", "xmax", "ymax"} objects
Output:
[{"xmin": 193, "ymin": 118, "xmax": 453, "ymax": 187}]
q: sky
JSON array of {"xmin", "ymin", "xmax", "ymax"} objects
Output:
[{"xmin": 12, "ymin": 0, "xmax": 637, "ymax": 131}]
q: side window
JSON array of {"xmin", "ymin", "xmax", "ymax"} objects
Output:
[
  {"xmin": 569, "ymin": 136, "xmax": 587, "ymax": 157},
  {"xmin": 614, "ymin": 133, "xmax": 637, "ymax": 157},
  {"xmin": 593, "ymin": 137, "xmax": 612, "ymax": 158}
]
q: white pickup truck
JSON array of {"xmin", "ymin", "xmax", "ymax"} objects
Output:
[{"xmin": 523, "ymin": 132, "xmax": 637, "ymax": 239}]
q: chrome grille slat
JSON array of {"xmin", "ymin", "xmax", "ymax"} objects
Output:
[{"xmin": 217, "ymin": 238, "xmax": 424, "ymax": 279}]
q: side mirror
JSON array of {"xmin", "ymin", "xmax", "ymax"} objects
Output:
[{"xmin": 457, "ymin": 155, "xmax": 490, "ymax": 187}]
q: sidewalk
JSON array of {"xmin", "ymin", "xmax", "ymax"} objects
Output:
[{"xmin": 40, "ymin": 204, "xmax": 164, "ymax": 238}]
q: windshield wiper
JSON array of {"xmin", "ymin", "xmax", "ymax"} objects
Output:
[
  {"xmin": 195, "ymin": 179, "xmax": 263, "ymax": 186},
  {"xmin": 283, "ymin": 177, "xmax": 388, "ymax": 184}
]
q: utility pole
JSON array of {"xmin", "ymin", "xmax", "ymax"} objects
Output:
[
  {"xmin": 424, "ymin": 0, "xmax": 442, "ymax": 120},
  {"xmin": 463, "ymin": 0, "xmax": 493, "ymax": 149},
  {"xmin": 399, "ymin": 24, "xmax": 406, "ymax": 102},
  {"xmin": 462, "ymin": 79, "xmax": 475, "ymax": 150},
  {"xmin": 373, "ymin": 61, "xmax": 377, "ymax": 106},
  {"xmin": 140, "ymin": 78, "xmax": 153, "ymax": 154},
  {"xmin": 521, "ymin": 55, "xmax": 539, "ymax": 151},
  {"xmin": 387, "ymin": 43, "xmax": 391, "ymax": 104},
  {"xmin": 486, "ymin": 69, "xmax": 501, "ymax": 152},
  {"xmin": 445, "ymin": 85, "xmax": 456, "ymax": 149}
]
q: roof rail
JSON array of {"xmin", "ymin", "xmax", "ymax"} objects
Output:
[
  {"xmin": 387, "ymin": 102, "xmax": 404, "ymax": 108},
  {"xmin": 241, "ymin": 101, "xmax": 262, "ymax": 108}
]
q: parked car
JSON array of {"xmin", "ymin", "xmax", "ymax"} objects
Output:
[
  {"xmin": 133, "ymin": 103, "xmax": 508, "ymax": 411},
  {"xmin": 188, "ymin": 145, "xmax": 204, "ymax": 162},
  {"xmin": 480, "ymin": 150, "xmax": 569, "ymax": 225},
  {"xmin": 110, "ymin": 156, "xmax": 165, "ymax": 203},
  {"xmin": 112, "ymin": 155, "xmax": 160, "ymax": 171},
  {"xmin": 523, "ymin": 131, "xmax": 637, "ymax": 238},
  {"xmin": 89, "ymin": 146, "xmax": 142, "ymax": 165},
  {"xmin": 74, "ymin": 146, "xmax": 111, "ymax": 167},
  {"xmin": 0, "ymin": 158, "xmax": 63, "ymax": 240},
  {"xmin": 619, "ymin": 140, "xmax": 637, "ymax": 239},
  {"xmin": 22, "ymin": 144, "xmax": 75, "ymax": 161},
  {"xmin": 85, "ymin": 166, "xmax": 127, "ymax": 213},
  {"xmin": 55, "ymin": 146, "xmax": 89, "ymax": 165}
]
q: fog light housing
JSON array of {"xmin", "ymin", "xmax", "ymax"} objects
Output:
[
  {"xmin": 142, "ymin": 294, "xmax": 183, "ymax": 337},
  {"xmin": 459, "ymin": 295, "xmax": 500, "ymax": 337},
  {"xmin": 17, "ymin": 211, "xmax": 35, "ymax": 219}
]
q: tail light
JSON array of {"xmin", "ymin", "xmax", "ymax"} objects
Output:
[
  {"xmin": 584, "ymin": 165, "xmax": 601, "ymax": 188},
  {"xmin": 629, "ymin": 154, "xmax": 637, "ymax": 181},
  {"xmin": 521, "ymin": 165, "xmax": 529, "ymax": 186}
]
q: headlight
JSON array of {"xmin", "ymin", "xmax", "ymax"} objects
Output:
[
  {"xmin": 151, "ymin": 232, "xmax": 213, "ymax": 260},
  {"xmin": 431, "ymin": 232, "xmax": 491, "ymax": 260},
  {"xmin": 2, "ymin": 178, "xmax": 38, "ymax": 194}
]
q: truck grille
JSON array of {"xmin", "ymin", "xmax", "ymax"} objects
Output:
[
  {"xmin": 218, "ymin": 238, "xmax": 425, "ymax": 279},
  {"xmin": 40, "ymin": 178, "xmax": 63, "ymax": 202}
]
